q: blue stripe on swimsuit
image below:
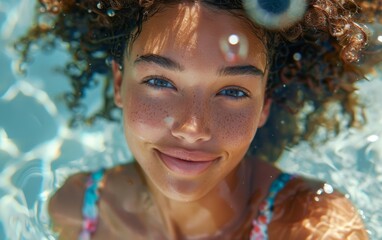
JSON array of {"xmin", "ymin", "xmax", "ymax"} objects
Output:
[
  {"xmin": 251, "ymin": 173, "xmax": 295, "ymax": 239},
  {"xmin": 79, "ymin": 169, "xmax": 104, "ymax": 240}
]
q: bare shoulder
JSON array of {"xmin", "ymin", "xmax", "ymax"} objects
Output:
[
  {"xmin": 48, "ymin": 163, "xmax": 144, "ymax": 239},
  {"xmin": 48, "ymin": 172, "xmax": 89, "ymax": 239},
  {"xmin": 100, "ymin": 162, "xmax": 147, "ymax": 212},
  {"xmin": 269, "ymin": 177, "xmax": 368, "ymax": 240}
]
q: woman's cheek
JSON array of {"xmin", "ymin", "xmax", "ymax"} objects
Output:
[
  {"xmin": 124, "ymin": 93, "xmax": 171, "ymax": 142},
  {"xmin": 212, "ymin": 105, "xmax": 260, "ymax": 149}
]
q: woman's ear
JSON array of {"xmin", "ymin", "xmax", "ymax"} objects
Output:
[
  {"xmin": 112, "ymin": 60, "xmax": 123, "ymax": 108},
  {"xmin": 258, "ymin": 98, "xmax": 272, "ymax": 127}
]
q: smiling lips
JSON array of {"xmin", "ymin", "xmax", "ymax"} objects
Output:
[{"xmin": 156, "ymin": 148, "xmax": 219, "ymax": 175}]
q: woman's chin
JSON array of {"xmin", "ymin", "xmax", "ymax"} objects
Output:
[{"xmin": 153, "ymin": 177, "xmax": 215, "ymax": 202}]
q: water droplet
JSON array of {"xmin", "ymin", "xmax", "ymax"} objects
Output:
[
  {"xmin": 107, "ymin": 9, "xmax": 115, "ymax": 17},
  {"xmin": 367, "ymin": 134, "xmax": 379, "ymax": 142},
  {"xmin": 293, "ymin": 52, "xmax": 302, "ymax": 61},
  {"xmin": 97, "ymin": 2, "xmax": 103, "ymax": 9},
  {"xmin": 39, "ymin": 6, "xmax": 46, "ymax": 13},
  {"xmin": 323, "ymin": 183, "xmax": 334, "ymax": 194},
  {"xmin": 51, "ymin": 6, "xmax": 59, "ymax": 13},
  {"xmin": 228, "ymin": 34, "xmax": 239, "ymax": 45},
  {"xmin": 316, "ymin": 188, "xmax": 323, "ymax": 195},
  {"xmin": 314, "ymin": 196, "xmax": 320, "ymax": 202},
  {"xmin": 219, "ymin": 33, "xmax": 248, "ymax": 63},
  {"xmin": 358, "ymin": 209, "xmax": 365, "ymax": 219}
]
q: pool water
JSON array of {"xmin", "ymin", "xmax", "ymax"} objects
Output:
[{"xmin": 0, "ymin": 0, "xmax": 381, "ymax": 239}]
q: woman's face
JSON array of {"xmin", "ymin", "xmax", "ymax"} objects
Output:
[{"xmin": 113, "ymin": 3, "xmax": 271, "ymax": 201}]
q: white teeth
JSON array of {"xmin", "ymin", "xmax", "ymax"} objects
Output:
[{"xmin": 244, "ymin": 0, "xmax": 308, "ymax": 30}]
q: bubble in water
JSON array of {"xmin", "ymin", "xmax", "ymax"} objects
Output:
[
  {"xmin": 293, "ymin": 52, "xmax": 302, "ymax": 61},
  {"xmin": 39, "ymin": 6, "xmax": 46, "ymax": 13},
  {"xmin": 367, "ymin": 134, "xmax": 379, "ymax": 142},
  {"xmin": 219, "ymin": 33, "xmax": 248, "ymax": 63},
  {"xmin": 107, "ymin": 9, "xmax": 116, "ymax": 17},
  {"xmin": 51, "ymin": 6, "xmax": 59, "ymax": 13},
  {"xmin": 258, "ymin": 0, "xmax": 290, "ymax": 14},
  {"xmin": 243, "ymin": 0, "xmax": 307, "ymax": 30},
  {"xmin": 97, "ymin": 2, "xmax": 103, "ymax": 9},
  {"xmin": 228, "ymin": 34, "xmax": 240, "ymax": 45},
  {"xmin": 323, "ymin": 183, "xmax": 334, "ymax": 194}
]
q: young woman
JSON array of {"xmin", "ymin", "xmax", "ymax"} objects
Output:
[{"xmin": 19, "ymin": 0, "xmax": 378, "ymax": 239}]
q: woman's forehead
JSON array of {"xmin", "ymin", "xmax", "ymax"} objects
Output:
[{"xmin": 128, "ymin": 3, "xmax": 267, "ymax": 70}]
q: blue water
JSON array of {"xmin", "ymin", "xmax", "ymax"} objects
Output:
[{"xmin": 0, "ymin": 0, "xmax": 381, "ymax": 239}]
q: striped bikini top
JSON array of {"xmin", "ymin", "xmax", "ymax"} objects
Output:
[{"xmin": 78, "ymin": 170, "xmax": 294, "ymax": 240}]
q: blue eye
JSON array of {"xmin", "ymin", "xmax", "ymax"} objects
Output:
[
  {"xmin": 144, "ymin": 77, "xmax": 176, "ymax": 89},
  {"xmin": 218, "ymin": 88, "xmax": 249, "ymax": 99}
]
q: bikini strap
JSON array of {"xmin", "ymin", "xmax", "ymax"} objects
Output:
[
  {"xmin": 78, "ymin": 169, "xmax": 105, "ymax": 240},
  {"xmin": 250, "ymin": 173, "xmax": 295, "ymax": 240}
]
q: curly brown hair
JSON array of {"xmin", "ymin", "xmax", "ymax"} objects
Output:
[{"xmin": 16, "ymin": 0, "xmax": 380, "ymax": 162}]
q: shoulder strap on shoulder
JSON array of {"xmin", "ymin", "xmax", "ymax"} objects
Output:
[
  {"xmin": 250, "ymin": 173, "xmax": 295, "ymax": 240},
  {"xmin": 79, "ymin": 169, "xmax": 105, "ymax": 240}
]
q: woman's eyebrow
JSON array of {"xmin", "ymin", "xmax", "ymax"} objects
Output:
[
  {"xmin": 134, "ymin": 54, "xmax": 184, "ymax": 71},
  {"xmin": 134, "ymin": 53, "xmax": 264, "ymax": 77},
  {"xmin": 218, "ymin": 65, "xmax": 264, "ymax": 77}
]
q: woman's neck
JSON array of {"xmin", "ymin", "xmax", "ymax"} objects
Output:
[{"xmin": 145, "ymin": 158, "xmax": 270, "ymax": 239}]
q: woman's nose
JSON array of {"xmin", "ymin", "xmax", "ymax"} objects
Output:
[{"xmin": 171, "ymin": 102, "xmax": 212, "ymax": 143}]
